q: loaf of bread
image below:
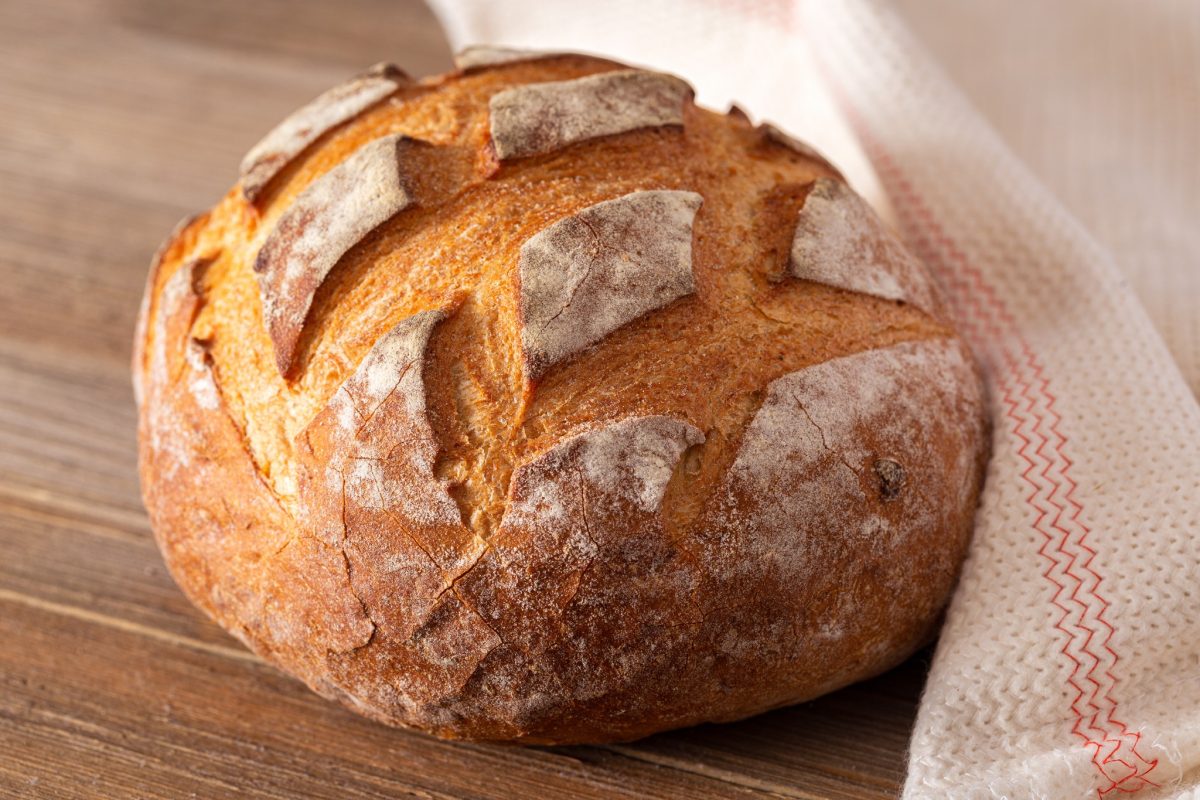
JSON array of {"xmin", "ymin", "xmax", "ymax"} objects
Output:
[{"xmin": 134, "ymin": 47, "xmax": 989, "ymax": 744}]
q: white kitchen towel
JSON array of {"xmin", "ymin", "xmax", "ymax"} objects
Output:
[
  {"xmin": 426, "ymin": 1, "xmax": 1200, "ymax": 797},
  {"xmin": 888, "ymin": 0, "xmax": 1200, "ymax": 401}
]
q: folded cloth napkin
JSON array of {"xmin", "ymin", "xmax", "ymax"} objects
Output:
[{"xmin": 427, "ymin": 1, "xmax": 1200, "ymax": 796}]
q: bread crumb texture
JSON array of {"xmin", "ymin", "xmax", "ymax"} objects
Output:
[{"xmin": 134, "ymin": 51, "xmax": 989, "ymax": 744}]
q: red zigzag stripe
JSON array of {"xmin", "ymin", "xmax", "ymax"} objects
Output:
[
  {"xmin": 834, "ymin": 89, "xmax": 1158, "ymax": 796},
  {"xmin": 709, "ymin": 0, "xmax": 1161, "ymax": 791}
]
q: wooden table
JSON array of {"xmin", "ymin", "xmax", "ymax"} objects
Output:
[{"xmin": 0, "ymin": 0, "xmax": 929, "ymax": 796}]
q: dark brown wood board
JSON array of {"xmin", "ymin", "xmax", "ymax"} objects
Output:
[{"xmin": 0, "ymin": 0, "xmax": 930, "ymax": 796}]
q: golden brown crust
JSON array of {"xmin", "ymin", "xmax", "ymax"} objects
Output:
[
  {"xmin": 758, "ymin": 122, "xmax": 843, "ymax": 178},
  {"xmin": 253, "ymin": 133, "xmax": 422, "ymax": 375},
  {"xmin": 136, "ymin": 54, "xmax": 990, "ymax": 744}
]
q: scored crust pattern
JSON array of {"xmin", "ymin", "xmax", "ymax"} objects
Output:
[
  {"xmin": 454, "ymin": 45, "xmax": 559, "ymax": 71},
  {"xmin": 709, "ymin": 337, "xmax": 984, "ymax": 581},
  {"xmin": 141, "ymin": 251, "xmax": 379, "ymax": 671},
  {"xmin": 240, "ymin": 62, "xmax": 410, "ymax": 202},
  {"xmin": 293, "ymin": 308, "xmax": 489, "ymax": 657},
  {"xmin": 488, "ymin": 69, "xmax": 692, "ymax": 161},
  {"xmin": 254, "ymin": 133, "xmax": 420, "ymax": 375},
  {"xmin": 789, "ymin": 177, "xmax": 938, "ymax": 313},
  {"xmin": 506, "ymin": 415, "xmax": 705, "ymax": 519},
  {"xmin": 298, "ymin": 309, "xmax": 463, "ymax": 529},
  {"xmin": 137, "ymin": 52, "xmax": 989, "ymax": 745},
  {"xmin": 518, "ymin": 189, "xmax": 703, "ymax": 380}
]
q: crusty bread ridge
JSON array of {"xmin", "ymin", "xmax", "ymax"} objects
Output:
[{"xmin": 134, "ymin": 47, "xmax": 990, "ymax": 744}]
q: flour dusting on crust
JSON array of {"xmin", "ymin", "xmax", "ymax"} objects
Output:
[
  {"xmin": 293, "ymin": 308, "xmax": 487, "ymax": 654},
  {"xmin": 489, "ymin": 70, "xmax": 691, "ymax": 161},
  {"xmin": 240, "ymin": 63, "xmax": 409, "ymax": 202},
  {"xmin": 146, "ymin": 265, "xmax": 196, "ymax": 476},
  {"xmin": 254, "ymin": 133, "xmax": 418, "ymax": 375},
  {"xmin": 184, "ymin": 340, "xmax": 220, "ymax": 411},
  {"xmin": 691, "ymin": 337, "xmax": 986, "ymax": 698},
  {"xmin": 133, "ymin": 213, "xmax": 205, "ymax": 408},
  {"xmin": 789, "ymin": 178, "xmax": 938, "ymax": 314},
  {"xmin": 712, "ymin": 337, "xmax": 983, "ymax": 581},
  {"xmin": 429, "ymin": 415, "xmax": 705, "ymax": 730},
  {"xmin": 507, "ymin": 415, "xmax": 704, "ymax": 525},
  {"xmin": 577, "ymin": 416, "xmax": 705, "ymax": 512},
  {"xmin": 518, "ymin": 189, "xmax": 702, "ymax": 380},
  {"xmin": 146, "ymin": 260, "xmax": 222, "ymax": 479},
  {"xmin": 454, "ymin": 46, "xmax": 558, "ymax": 70},
  {"xmin": 316, "ymin": 309, "xmax": 462, "ymax": 529}
]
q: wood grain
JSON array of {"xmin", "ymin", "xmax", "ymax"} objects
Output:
[{"xmin": 0, "ymin": 0, "xmax": 927, "ymax": 796}]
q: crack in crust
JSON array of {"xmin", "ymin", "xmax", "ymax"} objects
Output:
[
  {"xmin": 291, "ymin": 306, "xmax": 502, "ymax": 702},
  {"xmin": 140, "ymin": 253, "xmax": 377, "ymax": 671},
  {"xmin": 297, "ymin": 308, "xmax": 464, "ymax": 531},
  {"xmin": 720, "ymin": 337, "xmax": 985, "ymax": 553},
  {"xmin": 792, "ymin": 395, "xmax": 862, "ymax": 482}
]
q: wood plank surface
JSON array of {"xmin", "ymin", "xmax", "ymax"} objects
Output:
[{"xmin": 0, "ymin": 0, "xmax": 927, "ymax": 796}]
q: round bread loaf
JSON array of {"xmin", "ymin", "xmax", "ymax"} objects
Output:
[{"xmin": 134, "ymin": 47, "xmax": 990, "ymax": 744}]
